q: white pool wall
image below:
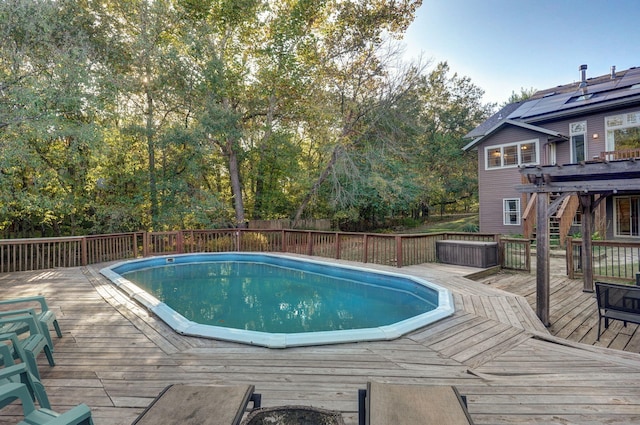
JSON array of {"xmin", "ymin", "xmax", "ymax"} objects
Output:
[{"xmin": 100, "ymin": 253, "xmax": 455, "ymax": 348}]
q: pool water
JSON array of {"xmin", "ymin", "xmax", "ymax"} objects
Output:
[
  {"xmin": 122, "ymin": 261, "xmax": 438, "ymax": 333},
  {"xmin": 101, "ymin": 253, "xmax": 454, "ymax": 348}
]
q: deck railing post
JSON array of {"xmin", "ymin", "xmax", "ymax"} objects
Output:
[
  {"xmin": 133, "ymin": 233, "xmax": 139, "ymax": 258},
  {"xmin": 363, "ymin": 234, "xmax": 368, "ymax": 263},
  {"xmin": 81, "ymin": 237, "xmax": 88, "ymax": 266},
  {"xmin": 566, "ymin": 236, "xmax": 574, "ymax": 279},
  {"xmin": 335, "ymin": 233, "xmax": 341, "ymax": 260},
  {"xmin": 281, "ymin": 229, "xmax": 286, "ymax": 253},
  {"xmin": 176, "ymin": 231, "xmax": 184, "ymax": 254},
  {"xmin": 396, "ymin": 235, "xmax": 403, "ymax": 268},
  {"xmin": 143, "ymin": 231, "xmax": 149, "ymax": 257}
]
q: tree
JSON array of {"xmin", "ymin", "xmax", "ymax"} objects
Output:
[
  {"xmin": 292, "ymin": 0, "xmax": 424, "ymax": 222},
  {"xmin": 413, "ymin": 62, "xmax": 492, "ymax": 216},
  {"xmin": 0, "ymin": 0, "xmax": 102, "ymax": 236},
  {"xmin": 503, "ymin": 86, "xmax": 537, "ymax": 106}
]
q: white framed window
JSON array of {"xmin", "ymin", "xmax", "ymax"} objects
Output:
[
  {"xmin": 503, "ymin": 198, "xmax": 521, "ymax": 226},
  {"xmin": 570, "ymin": 121, "xmax": 587, "ymax": 163},
  {"xmin": 605, "ymin": 111, "xmax": 640, "ymax": 153},
  {"xmin": 614, "ymin": 196, "xmax": 640, "ymax": 237},
  {"xmin": 485, "ymin": 139, "xmax": 539, "ymax": 170}
]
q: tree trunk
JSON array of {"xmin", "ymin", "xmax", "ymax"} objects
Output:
[
  {"xmin": 254, "ymin": 94, "xmax": 276, "ymax": 219},
  {"xmin": 145, "ymin": 83, "xmax": 158, "ymax": 229},
  {"xmin": 226, "ymin": 137, "xmax": 246, "ymax": 227}
]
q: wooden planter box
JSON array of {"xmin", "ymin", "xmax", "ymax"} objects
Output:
[{"xmin": 436, "ymin": 240, "xmax": 498, "ymax": 268}]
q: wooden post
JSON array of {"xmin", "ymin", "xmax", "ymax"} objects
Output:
[
  {"xmin": 363, "ymin": 234, "xmax": 368, "ymax": 263},
  {"xmin": 81, "ymin": 237, "xmax": 88, "ymax": 266},
  {"xmin": 580, "ymin": 194, "xmax": 595, "ymax": 292},
  {"xmin": 395, "ymin": 235, "xmax": 403, "ymax": 268},
  {"xmin": 335, "ymin": 232, "xmax": 341, "ymax": 260},
  {"xmin": 536, "ymin": 191, "xmax": 550, "ymax": 327},
  {"xmin": 566, "ymin": 236, "xmax": 574, "ymax": 279}
]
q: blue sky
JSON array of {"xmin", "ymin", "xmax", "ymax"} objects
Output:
[{"xmin": 403, "ymin": 0, "xmax": 640, "ymax": 105}]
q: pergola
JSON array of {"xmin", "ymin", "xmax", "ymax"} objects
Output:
[{"xmin": 517, "ymin": 159, "xmax": 640, "ymax": 326}]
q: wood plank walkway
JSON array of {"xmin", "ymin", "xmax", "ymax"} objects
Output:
[
  {"xmin": 0, "ymin": 257, "xmax": 639, "ymax": 424},
  {"xmin": 475, "ymin": 254, "xmax": 640, "ymax": 353}
]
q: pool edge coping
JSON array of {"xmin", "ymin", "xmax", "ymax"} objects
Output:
[{"xmin": 100, "ymin": 253, "xmax": 455, "ymax": 348}]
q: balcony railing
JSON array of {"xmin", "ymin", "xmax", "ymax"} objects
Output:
[{"xmin": 599, "ymin": 147, "xmax": 640, "ymax": 161}]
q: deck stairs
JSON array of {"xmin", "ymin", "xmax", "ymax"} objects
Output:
[{"xmin": 523, "ymin": 192, "xmax": 579, "ymax": 247}]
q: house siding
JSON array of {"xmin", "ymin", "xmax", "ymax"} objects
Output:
[
  {"xmin": 475, "ymin": 104, "xmax": 640, "ymax": 236},
  {"xmin": 477, "ymin": 127, "xmax": 543, "ymax": 235}
]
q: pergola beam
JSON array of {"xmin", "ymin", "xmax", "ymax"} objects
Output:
[{"xmin": 518, "ymin": 159, "xmax": 640, "ymax": 325}]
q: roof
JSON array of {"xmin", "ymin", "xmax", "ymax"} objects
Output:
[
  {"xmin": 463, "ymin": 119, "xmax": 568, "ymax": 151},
  {"xmin": 464, "ymin": 66, "xmax": 640, "ymax": 150}
]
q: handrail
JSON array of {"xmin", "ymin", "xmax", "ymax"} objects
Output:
[
  {"xmin": 522, "ymin": 193, "xmax": 537, "ymax": 239},
  {"xmin": 0, "ymin": 229, "xmax": 530, "ymax": 273},
  {"xmin": 567, "ymin": 237, "xmax": 640, "ymax": 281},
  {"xmin": 557, "ymin": 195, "xmax": 579, "ymax": 247},
  {"xmin": 599, "ymin": 148, "xmax": 640, "ymax": 160}
]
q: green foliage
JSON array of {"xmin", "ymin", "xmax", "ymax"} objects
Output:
[
  {"xmin": 0, "ymin": 0, "xmax": 492, "ymax": 237},
  {"xmin": 503, "ymin": 87, "xmax": 537, "ymax": 106}
]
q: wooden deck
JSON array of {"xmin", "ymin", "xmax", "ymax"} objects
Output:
[
  {"xmin": 475, "ymin": 255, "xmax": 640, "ymax": 353},
  {"xmin": 1, "ymin": 257, "xmax": 640, "ymax": 424}
]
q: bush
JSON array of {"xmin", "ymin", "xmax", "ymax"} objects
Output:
[{"xmin": 462, "ymin": 223, "xmax": 479, "ymax": 233}]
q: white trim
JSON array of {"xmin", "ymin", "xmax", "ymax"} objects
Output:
[
  {"xmin": 503, "ymin": 198, "xmax": 521, "ymax": 226},
  {"xmin": 613, "ymin": 195, "xmax": 640, "ymax": 238},
  {"xmin": 484, "ymin": 139, "xmax": 539, "ymax": 170},
  {"xmin": 605, "ymin": 110, "xmax": 640, "ymax": 152},
  {"xmin": 569, "ymin": 121, "xmax": 587, "ymax": 163}
]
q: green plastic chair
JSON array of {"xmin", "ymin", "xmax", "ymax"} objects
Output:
[
  {"xmin": 0, "ymin": 317, "xmax": 55, "ymax": 380},
  {"xmin": 0, "ymin": 352, "xmax": 50, "ymax": 410},
  {"xmin": 0, "ymin": 382, "xmax": 92, "ymax": 425},
  {"xmin": 0, "ymin": 296, "xmax": 62, "ymax": 350}
]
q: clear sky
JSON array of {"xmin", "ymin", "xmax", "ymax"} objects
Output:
[{"xmin": 403, "ymin": 0, "xmax": 640, "ymax": 105}]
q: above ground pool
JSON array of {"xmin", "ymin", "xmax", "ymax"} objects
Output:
[{"xmin": 100, "ymin": 253, "xmax": 454, "ymax": 348}]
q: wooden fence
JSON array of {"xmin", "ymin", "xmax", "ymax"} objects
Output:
[
  {"xmin": 567, "ymin": 237, "xmax": 640, "ymax": 282},
  {"xmin": 0, "ymin": 230, "xmax": 531, "ymax": 274}
]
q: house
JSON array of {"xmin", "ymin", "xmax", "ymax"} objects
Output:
[{"xmin": 464, "ymin": 65, "xmax": 640, "ymax": 244}]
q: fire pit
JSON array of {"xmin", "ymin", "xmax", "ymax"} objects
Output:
[{"xmin": 242, "ymin": 406, "xmax": 345, "ymax": 425}]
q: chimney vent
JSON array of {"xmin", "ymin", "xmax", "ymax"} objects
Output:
[
  {"xmin": 579, "ymin": 64, "xmax": 588, "ymax": 88},
  {"xmin": 611, "ymin": 66, "xmax": 616, "ymax": 79}
]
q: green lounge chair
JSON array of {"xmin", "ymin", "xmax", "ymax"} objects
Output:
[
  {"xmin": 0, "ymin": 296, "xmax": 62, "ymax": 349},
  {"xmin": 0, "ymin": 317, "xmax": 55, "ymax": 380},
  {"xmin": 0, "ymin": 382, "xmax": 92, "ymax": 425}
]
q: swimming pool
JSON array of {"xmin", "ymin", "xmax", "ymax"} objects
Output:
[{"xmin": 101, "ymin": 253, "xmax": 454, "ymax": 348}]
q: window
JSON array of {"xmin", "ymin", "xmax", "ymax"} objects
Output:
[
  {"xmin": 570, "ymin": 121, "xmax": 587, "ymax": 163},
  {"xmin": 503, "ymin": 199, "xmax": 520, "ymax": 225},
  {"xmin": 605, "ymin": 111, "xmax": 640, "ymax": 153},
  {"xmin": 485, "ymin": 139, "xmax": 539, "ymax": 170},
  {"xmin": 615, "ymin": 196, "xmax": 640, "ymax": 237}
]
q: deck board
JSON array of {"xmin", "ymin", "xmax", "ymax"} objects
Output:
[{"xmin": 0, "ymin": 257, "xmax": 639, "ymax": 424}]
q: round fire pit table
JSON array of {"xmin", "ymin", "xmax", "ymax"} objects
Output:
[{"xmin": 241, "ymin": 405, "xmax": 345, "ymax": 425}]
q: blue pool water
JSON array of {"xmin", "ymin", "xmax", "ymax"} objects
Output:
[{"xmin": 101, "ymin": 253, "xmax": 454, "ymax": 348}]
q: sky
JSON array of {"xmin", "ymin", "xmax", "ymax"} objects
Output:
[{"xmin": 402, "ymin": 0, "xmax": 640, "ymax": 105}]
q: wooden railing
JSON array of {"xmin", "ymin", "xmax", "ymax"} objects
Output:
[
  {"xmin": 567, "ymin": 237, "xmax": 640, "ymax": 282},
  {"xmin": 557, "ymin": 194, "xmax": 579, "ymax": 247},
  {"xmin": 500, "ymin": 237, "xmax": 532, "ymax": 271},
  {"xmin": 0, "ymin": 229, "xmax": 531, "ymax": 274},
  {"xmin": 599, "ymin": 148, "xmax": 640, "ymax": 160}
]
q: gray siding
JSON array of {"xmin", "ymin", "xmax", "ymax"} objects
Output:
[
  {"xmin": 475, "ymin": 105, "xmax": 640, "ymax": 235},
  {"xmin": 477, "ymin": 127, "xmax": 542, "ymax": 235}
]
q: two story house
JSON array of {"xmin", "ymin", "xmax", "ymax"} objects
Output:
[{"xmin": 464, "ymin": 65, "xmax": 640, "ymax": 243}]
